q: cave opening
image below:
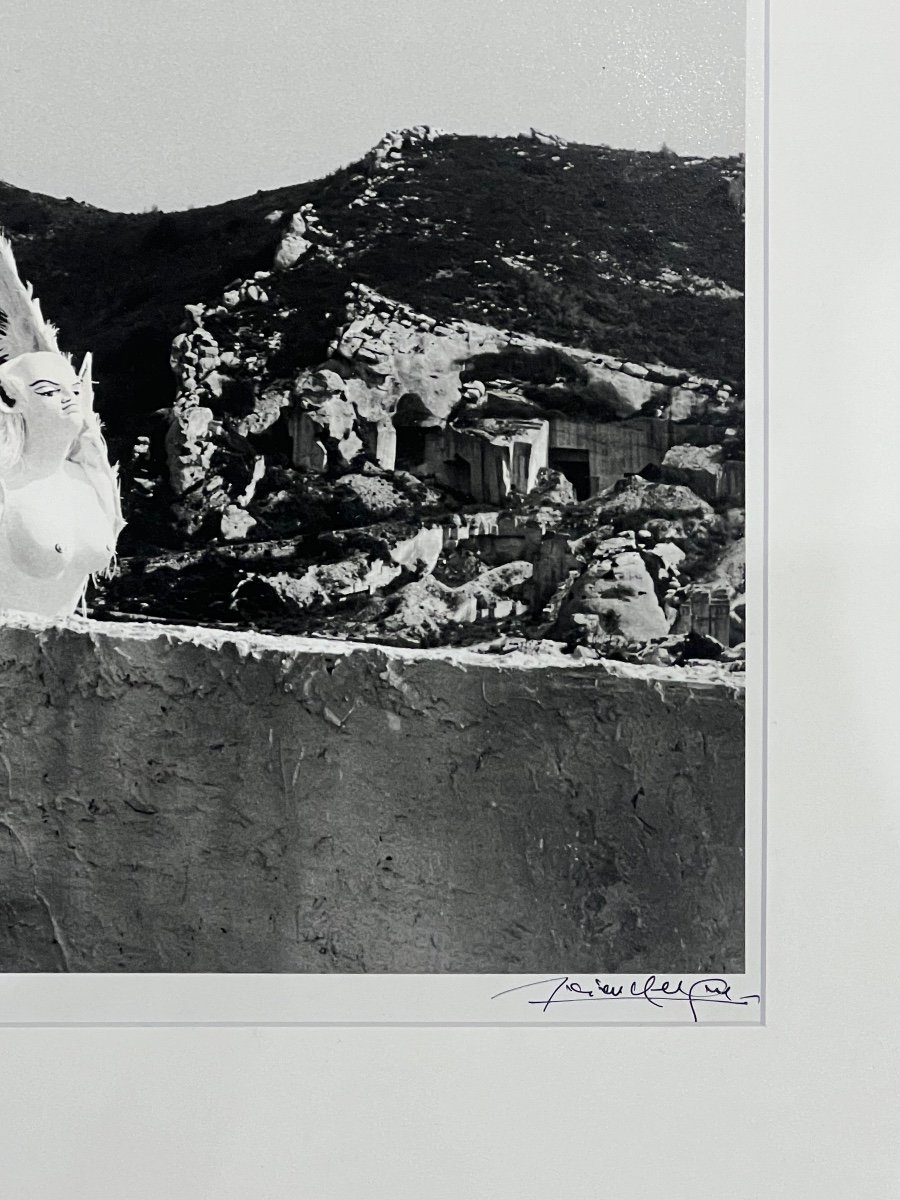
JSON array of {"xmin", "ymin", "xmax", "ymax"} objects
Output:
[
  {"xmin": 548, "ymin": 448, "xmax": 592, "ymax": 500},
  {"xmin": 395, "ymin": 426, "xmax": 428, "ymax": 471}
]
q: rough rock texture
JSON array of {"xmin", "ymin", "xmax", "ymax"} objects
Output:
[
  {"xmin": 661, "ymin": 443, "xmax": 724, "ymax": 500},
  {"xmin": 344, "ymin": 561, "xmax": 534, "ymax": 644},
  {"xmin": 529, "ymin": 128, "xmax": 569, "ymax": 148},
  {"xmin": 0, "ymin": 614, "xmax": 744, "ymax": 973},
  {"xmin": 326, "ymin": 284, "xmax": 731, "ymax": 434},
  {"xmin": 578, "ymin": 475, "xmax": 713, "ymax": 522},
  {"xmin": 661, "ymin": 443, "xmax": 744, "ymax": 505},
  {"xmin": 0, "ymin": 132, "xmax": 745, "ymax": 654},
  {"xmin": 363, "ymin": 125, "xmax": 446, "ymax": 178},
  {"xmin": 553, "ymin": 534, "xmax": 671, "ymax": 643}
]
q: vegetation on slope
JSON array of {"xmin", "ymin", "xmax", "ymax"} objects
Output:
[{"xmin": 0, "ymin": 133, "xmax": 743, "ymax": 455}]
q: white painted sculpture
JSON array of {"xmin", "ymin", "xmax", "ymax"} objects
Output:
[{"xmin": 0, "ymin": 237, "xmax": 124, "ymax": 617}]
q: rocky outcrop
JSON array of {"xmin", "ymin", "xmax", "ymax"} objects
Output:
[
  {"xmin": 288, "ymin": 369, "xmax": 365, "ymax": 470},
  {"xmin": 161, "ymin": 209, "xmax": 740, "ymax": 543},
  {"xmin": 105, "ymin": 128, "xmax": 746, "ymax": 656},
  {"xmin": 529, "ymin": 128, "xmax": 569, "ymax": 148},
  {"xmin": 322, "ymin": 284, "xmax": 733, "ymax": 435},
  {"xmin": 273, "ymin": 203, "xmax": 340, "ymax": 271},
  {"xmin": 346, "ymin": 126, "xmax": 449, "ymax": 212},
  {"xmin": 552, "ymin": 532, "xmax": 672, "ymax": 643},
  {"xmin": 282, "ymin": 282, "xmax": 740, "ymax": 500},
  {"xmin": 166, "ymin": 293, "xmax": 286, "ymax": 537},
  {"xmin": 363, "ymin": 125, "xmax": 446, "ymax": 176},
  {"xmin": 662, "ymin": 443, "xmax": 745, "ymax": 504},
  {"xmin": 577, "ymin": 475, "xmax": 714, "ymax": 523},
  {"xmin": 131, "ymin": 278, "xmax": 746, "ymax": 647}
]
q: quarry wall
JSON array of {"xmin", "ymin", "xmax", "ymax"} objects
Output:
[{"xmin": 0, "ymin": 616, "xmax": 745, "ymax": 973}]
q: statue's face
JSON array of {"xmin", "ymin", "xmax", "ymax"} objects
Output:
[{"xmin": 0, "ymin": 351, "xmax": 86, "ymax": 429}]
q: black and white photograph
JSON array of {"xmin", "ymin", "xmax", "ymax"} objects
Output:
[
  {"xmin": 3, "ymin": 0, "xmax": 900, "ymax": 1194},
  {"xmin": 0, "ymin": 0, "xmax": 758, "ymax": 1017}
]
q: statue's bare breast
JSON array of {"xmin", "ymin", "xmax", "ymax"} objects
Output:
[
  {"xmin": 0, "ymin": 465, "xmax": 116, "ymax": 616},
  {"xmin": 4, "ymin": 463, "xmax": 114, "ymax": 576}
]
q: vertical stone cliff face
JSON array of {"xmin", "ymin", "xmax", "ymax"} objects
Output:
[{"xmin": 0, "ymin": 616, "xmax": 744, "ymax": 973}]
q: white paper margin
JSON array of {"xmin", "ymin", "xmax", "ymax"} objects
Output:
[{"xmin": 0, "ymin": 0, "xmax": 767, "ymax": 1027}]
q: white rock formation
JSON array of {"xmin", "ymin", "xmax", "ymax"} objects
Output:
[
  {"xmin": 323, "ymin": 283, "xmax": 730, "ymax": 434},
  {"xmin": 661, "ymin": 443, "xmax": 725, "ymax": 502},
  {"xmin": 529, "ymin": 128, "xmax": 568, "ymax": 148},
  {"xmin": 273, "ymin": 211, "xmax": 312, "ymax": 270},
  {"xmin": 554, "ymin": 535, "xmax": 670, "ymax": 642},
  {"xmin": 273, "ymin": 203, "xmax": 340, "ymax": 270},
  {"xmin": 363, "ymin": 125, "xmax": 446, "ymax": 177}
]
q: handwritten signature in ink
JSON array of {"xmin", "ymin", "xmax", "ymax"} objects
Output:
[{"xmin": 492, "ymin": 975, "xmax": 761, "ymax": 1023}]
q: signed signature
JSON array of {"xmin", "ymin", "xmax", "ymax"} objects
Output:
[{"xmin": 492, "ymin": 975, "xmax": 761, "ymax": 1023}]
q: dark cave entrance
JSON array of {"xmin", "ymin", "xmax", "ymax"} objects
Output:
[
  {"xmin": 548, "ymin": 447, "xmax": 592, "ymax": 500},
  {"xmin": 447, "ymin": 454, "xmax": 472, "ymax": 497},
  {"xmin": 395, "ymin": 425, "xmax": 428, "ymax": 472}
]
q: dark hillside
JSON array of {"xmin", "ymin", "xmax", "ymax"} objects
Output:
[
  {"xmin": 0, "ymin": 180, "xmax": 296, "ymax": 430},
  {"xmin": 0, "ymin": 133, "xmax": 743, "ymax": 448},
  {"xmin": 337, "ymin": 136, "xmax": 743, "ymax": 378}
]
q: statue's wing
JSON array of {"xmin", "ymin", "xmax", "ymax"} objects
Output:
[
  {"xmin": 77, "ymin": 353, "xmax": 95, "ymax": 414},
  {"xmin": 0, "ymin": 236, "xmax": 59, "ymax": 360},
  {"xmin": 67, "ymin": 355, "xmax": 125, "ymax": 539}
]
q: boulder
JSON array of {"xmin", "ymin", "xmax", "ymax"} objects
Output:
[
  {"xmin": 235, "ymin": 383, "xmax": 291, "ymax": 438},
  {"xmin": 164, "ymin": 405, "xmax": 215, "ymax": 494},
  {"xmin": 552, "ymin": 540, "xmax": 670, "ymax": 643},
  {"xmin": 274, "ymin": 211, "xmax": 312, "ymax": 270},
  {"xmin": 231, "ymin": 556, "xmax": 403, "ymax": 621},
  {"xmin": 525, "ymin": 467, "xmax": 576, "ymax": 507},
  {"xmin": 679, "ymin": 630, "xmax": 725, "ymax": 661},
  {"xmin": 220, "ymin": 505, "xmax": 257, "ymax": 541},
  {"xmin": 324, "ymin": 521, "xmax": 445, "ymax": 577},
  {"xmin": 661, "ymin": 443, "xmax": 725, "ymax": 503},
  {"xmin": 529, "ymin": 128, "xmax": 568, "ymax": 148},
  {"xmin": 578, "ymin": 476, "xmax": 713, "ymax": 524},
  {"xmin": 357, "ymin": 560, "xmax": 534, "ymax": 644},
  {"xmin": 333, "ymin": 472, "xmax": 407, "ymax": 523},
  {"xmin": 650, "ymin": 542, "xmax": 685, "ymax": 570}
]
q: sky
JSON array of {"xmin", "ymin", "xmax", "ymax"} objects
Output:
[{"xmin": 0, "ymin": 0, "xmax": 745, "ymax": 213}]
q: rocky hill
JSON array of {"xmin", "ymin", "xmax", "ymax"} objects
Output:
[{"xmin": 0, "ymin": 128, "xmax": 746, "ymax": 664}]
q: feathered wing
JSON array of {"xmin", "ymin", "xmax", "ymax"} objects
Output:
[
  {"xmin": 77, "ymin": 352, "xmax": 95, "ymax": 412},
  {"xmin": 68, "ymin": 356, "xmax": 125, "ymax": 551},
  {"xmin": 0, "ymin": 235, "xmax": 59, "ymax": 361}
]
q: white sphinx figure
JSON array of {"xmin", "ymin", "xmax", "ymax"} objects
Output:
[{"xmin": 0, "ymin": 236, "xmax": 124, "ymax": 617}]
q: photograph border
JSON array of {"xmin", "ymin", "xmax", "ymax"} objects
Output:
[{"xmin": 0, "ymin": 0, "xmax": 765, "ymax": 1026}]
